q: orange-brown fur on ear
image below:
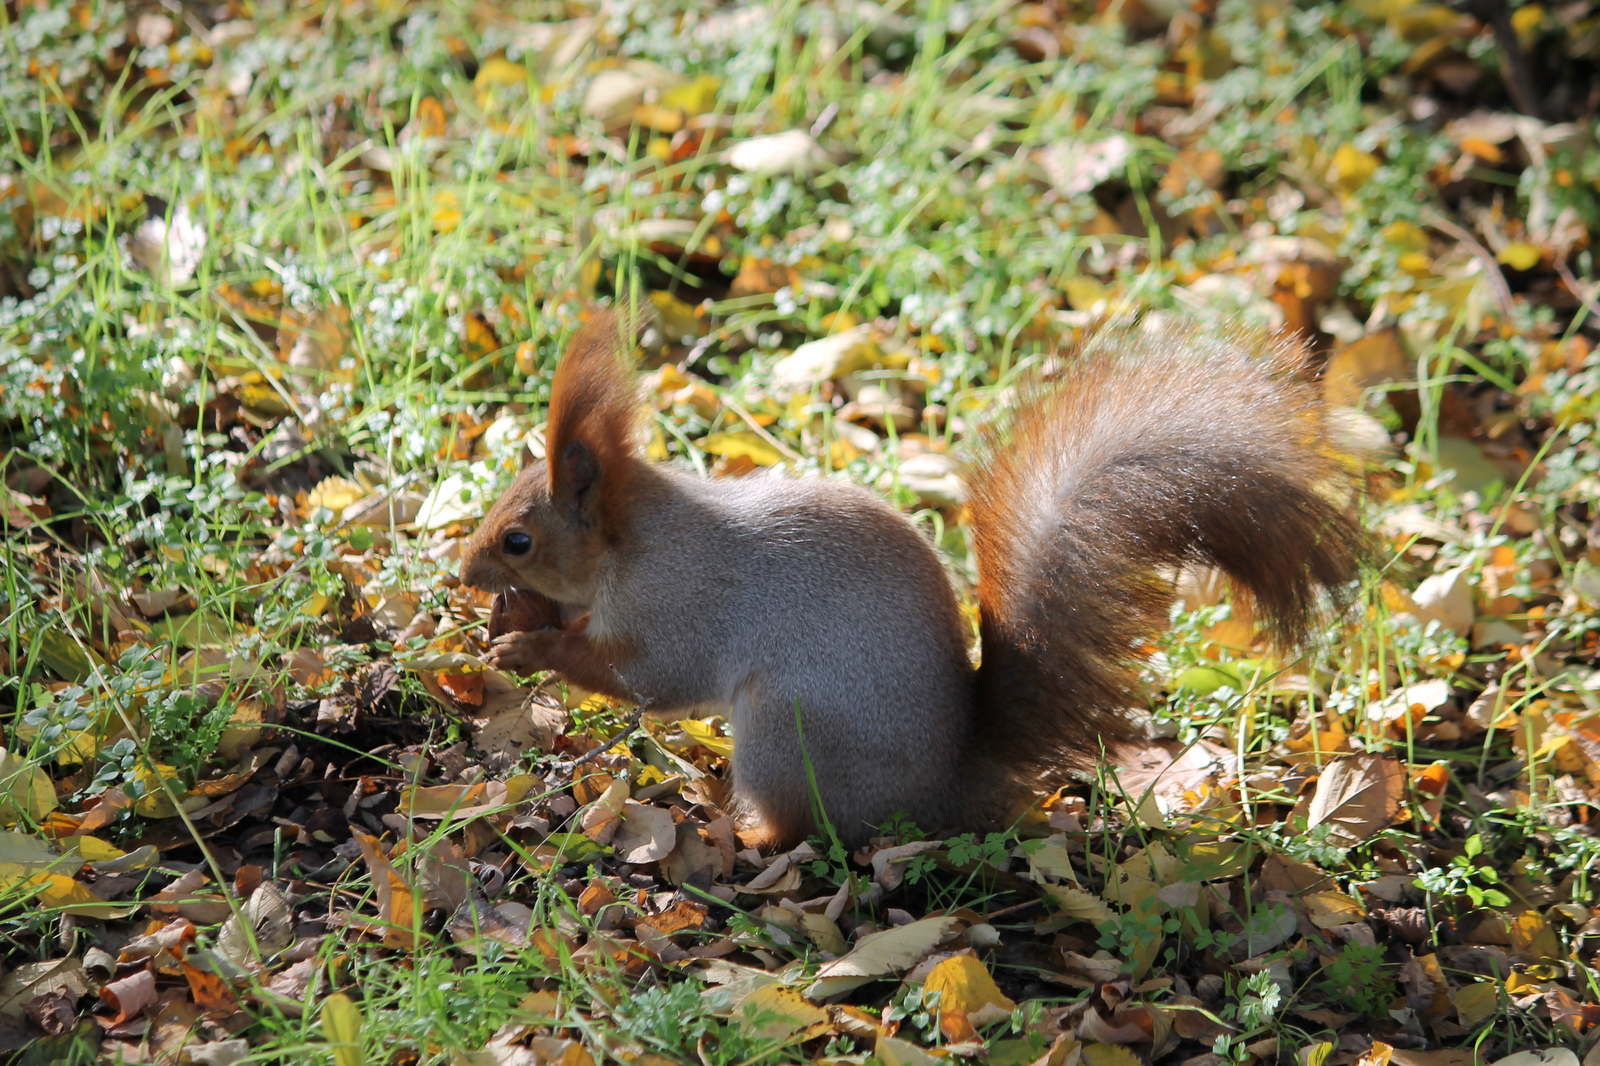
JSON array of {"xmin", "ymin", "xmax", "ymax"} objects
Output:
[{"xmin": 546, "ymin": 310, "xmax": 644, "ymax": 539}]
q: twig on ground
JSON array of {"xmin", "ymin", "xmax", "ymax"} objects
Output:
[
  {"xmin": 1420, "ymin": 208, "xmax": 1516, "ymax": 315},
  {"xmin": 1553, "ymin": 257, "xmax": 1600, "ymax": 324}
]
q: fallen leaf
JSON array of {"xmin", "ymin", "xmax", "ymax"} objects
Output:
[
  {"xmin": 1451, "ymin": 982, "xmax": 1500, "ymax": 1028},
  {"xmin": 1509, "ymin": 910, "xmax": 1560, "ymax": 963},
  {"xmin": 923, "ymin": 954, "xmax": 1016, "ymax": 1041},
  {"xmin": 1488, "ymin": 1052, "xmax": 1579, "ymax": 1066},
  {"xmin": 805, "ymin": 916, "xmax": 962, "ymax": 998},
  {"xmin": 322, "ymin": 993, "xmax": 364, "ymax": 1066},
  {"xmin": 724, "ymin": 130, "xmax": 829, "ymax": 176},
  {"xmin": 124, "ymin": 199, "xmax": 208, "ymax": 286},
  {"xmin": 353, "ymin": 830, "xmax": 417, "ymax": 950},
  {"xmin": 98, "ymin": 968, "xmax": 157, "ymax": 1027},
  {"xmin": 1303, "ymin": 891, "xmax": 1367, "ymax": 929},
  {"xmin": 733, "ymin": 984, "xmax": 829, "ymax": 1039},
  {"xmin": 1305, "ymin": 754, "xmax": 1405, "ymax": 846},
  {"xmin": 0, "ymin": 748, "xmax": 59, "ymax": 825}
]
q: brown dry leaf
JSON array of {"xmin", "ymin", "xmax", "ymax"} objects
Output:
[
  {"xmin": 0, "ymin": 958, "xmax": 94, "ymax": 1021},
  {"xmin": 637, "ymin": 900, "xmax": 709, "ymax": 937},
  {"xmin": 253, "ymin": 958, "xmax": 320, "ymax": 1017},
  {"xmin": 448, "ymin": 891, "xmax": 532, "ymax": 952},
  {"xmin": 120, "ymin": 918, "xmax": 198, "ymax": 963},
  {"xmin": 211, "ymin": 889, "xmax": 283, "ymax": 966},
  {"xmin": 613, "ymin": 801, "xmax": 677, "ymax": 865},
  {"xmin": 1303, "ymin": 891, "xmax": 1366, "ymax": 929},
  {"xmin": 415, "ymin": 837, "xmax": 474, "ymax": 913},
  {"xmin": 280, "ymin": 305, "xmax": 351, "ymax": 384},
  {"xmin": 438, "ymin": 672, "xmax": 485, "ymax": 707},
  {"xmin": 97, "ymin": 968, "xmax": 157, "ymax": 1028},
  {"xmin": 805, "ymin": 916, "xmax": 962, "ymax": 998},
  {"xmin": 457, "ymin": 1035, "xmax": 596, "ymax": 1066},
  {"xmin": 353, "ymin": 829, "xmax": 417, "ymax": 950},
  {"xmin": 579, "ymin": 777, "xmax": 629, "ymax": 846},
  {"xmin": 1043, "ymin": 883, "xmax": 1117, "ymax": 923},
  {"xmin": 468, "ymin": 688, "xmax": 567, "ymax": 757},
  {"xmin": 1488, "ymin": 1052, "xmax": 1579, "ymax": 1066},
  {"xmin": 1079, "ymin": 978, "xmax": 1169, "ymax": 1046},
  {"xmin": 869, "ymin": 839, "xmax": 943, "ymax": 891},
  {"xmin": 1258, "ymin": 854, "xmax": 1334, "ymax": 895},
  {"xmin": 1396, "ymin": 1044, "xmax": 1466, "ymax": 1066},
  {"xmin": 1325, "ymin": 328, "xmax": 1411, "ymax": 409},
  {"xmin": 181, "ymin": 960, "xmax": 241, "ymax": 1015},
  {"xmin": 1304, "ymin": 754, "xmax": 1405, "ymax": 846},
  {"xmin": 24, "ymin": 990, "xmax": 79, "ymax": 1035}
]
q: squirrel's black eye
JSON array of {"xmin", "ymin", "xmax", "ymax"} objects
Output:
[{"xmin": 502, "ymin": 531, "xmax": 532, "ymax": 556}]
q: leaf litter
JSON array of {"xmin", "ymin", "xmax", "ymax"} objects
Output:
[{"xmin": 4, "ymin": 0, "xmax": 1600, "ymax": 1062}]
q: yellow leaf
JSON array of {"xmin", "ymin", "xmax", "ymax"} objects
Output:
[
  {"xmin": 734, "ymin": 985, "xmax": 828, "ymax": 1039},
  {"xmin": 432, "ymin": 190, "xmax": 462, "ymax": 234},
  {"xmin": 801, "ymin": 911, "xmax": 848, "ymax": 955},
  {"xmin": 699, "ymin": 431, "xmax": 782, "ymax": 467},
  {"xmin": 132, "ymin": 764, "xmax": 185, "ymax": 819},
  {"xmin": 675, "ymin": 718, "xmax": 735, "ymax": 757},
  {"xmin": 661, "ymin": 74, "xmax": 720, "ymax": 115},
  {"xmin": 1082, "ymin": 1044, "xmax": 1145, "ymax": 1066},
  {"xmin": 0, "ymin": 748, "xmax": 59, "ymax": 826},
  {"xmin": 72, "ymin": 836, "xmax": 125, "ymax": 862},
  {"xmin": 874, "ymin": 1036, "xmax": 942, "ymax": 1066},
  {"xmin": 24, "ymin": 873, "xmax": 137, "ymax": 918},
  {"xmin": 323, "ymin": 993, "xmax": 364, "ymax": 1066},
  {"xmin": 1064, "ymin": 276, "xmax": 1108, "ymax": 312},
  {"xmin": 1304, "ymin": 890, "xmax": 1366, "ymax": 928},
  {"xmin": 1509, "ymin": 909, "xmax": 1560, "ymax": 962},
  {"xmin": 1497, "ymin": 242, "xmax": 1542, "ymax": 271},
  {"xmin": 1324, "ymin": 328, "xmax": 1410, "ymax": 409},
  {"xmin": 474, "ymin": 57, "xmax": 526, "ymax": 90},
  {"xmin": 462, "ymin": 313, "xmax": 500, "ymax": 359},
  {"xmin": 1450, "ymin": 981, "xmax": 1499, "ymax": 1028},
  {"xmin": 415, "ymin": 96, "xmax": 447, "ymax": 138},
  {"xmin": 1043, "ymin": 883, "xmax": 1116, "ymax": 922},
  {"xmin": 307, "ymin": 476, "xmax": 365, "ymax": 519},
  {"xmin": 1382, "ymin": 220, "xmax": 1430, "ymax": 252},
  {"xmin": 1298, "ymin": 1042, "xmax": 1335, "ymax": 1066},
  {"xmin": 1534, "ymin": 734, "xmax": 1591, "ymax": 774},
  {"xmin": 1331, "ymin": 144, "xmax": 1379, "ymax": 191},
  {"xmin": 1510, "ymin": 2, "xmax": 1544, "ymax": 40},
  {"xmin": 648, "ymin": 290, "xmax": 703, "ymax": 340},
  {"xmin": 923, "ymin": 954, "xmax": 1016, "ymax": 1024},
  {"xmin": 0, "ymin": 831, "xmax": 75, "ymax": 883},
  {"xmin": 34, "ymin": 630, "xmax": 103, "ymax": 683}
]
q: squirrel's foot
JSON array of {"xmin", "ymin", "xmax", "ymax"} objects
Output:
[
  {"xmin": 484, "ymin": 629, "xmax": 561, "ymax": 674},
  {"xmin": 736, "ymin": 822, "xmax": 792, "ymax": 853}
]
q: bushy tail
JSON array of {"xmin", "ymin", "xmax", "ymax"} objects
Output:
[{"xmin": 965, "ymin": 321, "xmax": 1368, "ymax": 798}]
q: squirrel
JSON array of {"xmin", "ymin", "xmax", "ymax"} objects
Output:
[{"xmin": 459, "ymin": 310, "xmax": 1367, "ymax": 851}]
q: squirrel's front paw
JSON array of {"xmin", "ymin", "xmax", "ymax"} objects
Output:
[{"xmin": 484, "ymin": 630, "xmax": 558, "ymax": 674}]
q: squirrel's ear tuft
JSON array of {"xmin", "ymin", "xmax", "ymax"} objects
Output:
[
  {"xmin": 545, "ymin": 308, "xmax": 644, "ymax": 536},
  {"xmin": 559, "ymin": 440, "xmax": 600, "ymax": 503}
]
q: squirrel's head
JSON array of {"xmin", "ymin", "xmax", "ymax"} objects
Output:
[
  {"xmin": 459, "ymin": 444, "xmax": 613, "ymax": 606},
  {"xmin": 459, "ymin": 309, "xmax": 641, "ymax": 606}
]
